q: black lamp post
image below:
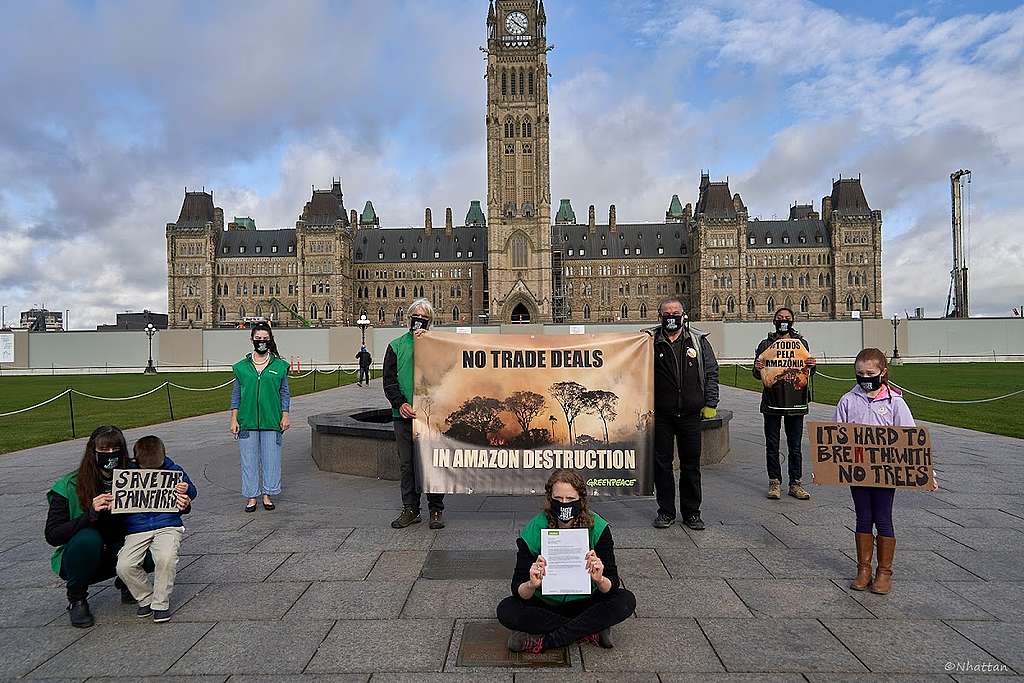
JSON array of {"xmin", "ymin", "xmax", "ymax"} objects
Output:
[
  {"xmin": 356, "ymin": 313, "xmax": 370, "ymax": 346},
  {"xmin": 891, "ymin": 315, "xmax": 901, "ymax": 360},
  {"xmin": 144, "ymin": 323, "xmax": 158, "ymax": 374}
]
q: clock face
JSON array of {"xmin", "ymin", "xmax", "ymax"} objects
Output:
[{"xmin": 505, "ymin": 11, "xmax": 528, "ymax": 35}]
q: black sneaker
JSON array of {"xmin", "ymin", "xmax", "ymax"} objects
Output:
[
  {"xmin": 136, "ymin": 604, "xmax": 153, "ymax": 618},
  {"xmin": 68, "ymin": 599, "xmax": 94, "ymax": 628},
  {"xmin": 598, "ymin": 627, "xmax": 614, "ymax": 649},
  {"xmin": 682, "ymin": 514, "xmax": 705, "ymax": 531},
  {"xmin": 152, "ymin": 609, "xmax": 171, "ymax": 623},
  {"xmin": 391, "ymin": 506, "xmax": 422, "ymax": 529},
  {"xmin": 652, "ymin": 513, "xmax": 675, "ymax": 529},
  {"xmin": 429, "ymin": 510, "xmax": 445, "ymax": 530}
]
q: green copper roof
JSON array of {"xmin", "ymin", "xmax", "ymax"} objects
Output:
[
  {"xmin": 360, "ymin": 200, "xmax": 378, "ymax": 225},
  {"xmin": 555, "ymin": 198, "xmax": 576, "ymax": 223},
  {"xmin": 465, "ymin": 200, "xmax": 486, "ymax": 227},
  {"xmin": 666, "ymin": 195, "xmax": 684, "ymax": 218},
  {"xmin": 233, "ymin": 217, "xmax": 256, "ymax": 230}
]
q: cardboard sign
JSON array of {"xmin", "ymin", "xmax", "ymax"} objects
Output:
[
  {"xmin": 810, "ymin": 421, "xmax": 935, "ymax": 489},
  {"xmin": 111, "ymin": 469, "xmax": 183, "ymax": 514},
  {"xmin": 757, "ymin": 338, "xmax": 811, "ymax": 389}
]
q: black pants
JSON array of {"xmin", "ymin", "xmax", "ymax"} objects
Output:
[
  {"xmin": 59, "ymin": 527, "xmax": 153, "ymax": 601},
  {"xmin": 358, "ymin": 367, "xmax": 370, "ymax": 384},
  {"xmin": 653, "ymin": 412, "xmax": 702, "ymax": 518},
  {"xmin": 764, "ymin": 414, "xmax": 804, "ymax": 484},
  {"xmin": 496, "ymin": 589, "xmax": 636, "ymax": 649},
  {"xmin": 394, "ymin": 418, "xmax": 444, "ymax": 512}
]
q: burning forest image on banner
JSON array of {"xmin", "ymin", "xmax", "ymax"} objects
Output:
[{"xmin": 413, "ymin": 332, "xmax": 654, "ymax": 496}]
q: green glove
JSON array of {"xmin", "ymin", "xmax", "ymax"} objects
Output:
[{"xmin": 701, "ymin": 406, "xmax": 717, "ymax": 420}]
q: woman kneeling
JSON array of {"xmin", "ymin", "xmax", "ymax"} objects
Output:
[{"xmin": 496, "ymin": 469, "xmax": 636, "ymax": 652}]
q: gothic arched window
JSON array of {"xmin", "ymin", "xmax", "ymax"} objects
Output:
[
  {"xmin": 505, "ymin": 117, "xmax": 515, "ymax": 138},
  {"xmin": 583, "ymin": 304, "xmax": 591, "ymax": 320},
  {"xmin": 511, "ymin": 233, "xmax": 528, "ymax": 268},
  {"xmin": 821, "ymin": 296, "xmax": 830, "ymax": 313},
  {"xmin": 325, "ymin": 303, "xmax": 333, "ymax": 319},
  {"xmin": 639, "ymin": 302, "xmax": 648, "ymax": 318},
  {"xmin": 528, "ymin": 69, "xmax": 534, "ymax": 95},
  {"xmin": 845, "ymin": 294, "xmax": 854, "ymax": 311},
  {"xmin": 766, "ymin": 296, "xmax": 775, "ymax": 313},
  {"xmin": 727, "ymin": 297, "xmax": 735, "ymax": 314},
  {"xmin": 862, "ymin": 295, "xmax": 870, "ymax": 311},
  {"xmin": 620, "ymin": 303, "xmax": 628, "ymax": 319},
  {"xmin": 519, "ymin": 68, "xmax": 525, "ymax": 95},
  {"xmin": 238, "ymin": 305, "xmax": 246, "ymax": 319},
  {"xmin": 378, "ymin": 307, "xmax": 385, "ymax": 323},
  {"xmin": 310, "ymin": 303, "xmax": 318, "ymax": 319},
  {"xmin": 180, "ymin": 305, "xmax": 188, "ymax": 321},
  {"xmin": 195, "ymin": 305, "xmax": 203, "ymax": 321},
  {"xmin": 218, "ymin": 305, "xmax": 226, "ymax": 322},
  {"xmin": 452, "ymin": 306, "xmax": 460, "ymax": 322},
  {"xmin": 801, "ymin": 296, "xmax": 809, "ymax": 313},
  {"xmin": 501, "ymin": 69, "xmax": 507, "ymax": 96},
  {"xmin": 510, "ymin": 68, "xmax": 516, "ymax": 95},
  {"xmin": 747, "ymin": 297, "xmax": 755, "ymax": 314}
]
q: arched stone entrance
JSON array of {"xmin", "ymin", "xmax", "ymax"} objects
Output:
[{"xmin": 510, "ymin": 303, "xmax": 531, "ymax": 324}]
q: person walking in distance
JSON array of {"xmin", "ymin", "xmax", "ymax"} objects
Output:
[
  {"xmin": 355, "ymin": 345, "xmax": 372, "ymax": 387},
  {"xmin": 752, "ymin": 307, "xmax": 815, "ymax": 501},
  {"xmin": 384, "ymin": 299, "xmax": 445, "ymax": 529},
  {"xmin": 647, "ymin": 298, "xmax": 720, "ymax": 531}
]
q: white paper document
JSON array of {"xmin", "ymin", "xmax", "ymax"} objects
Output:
[{"xmin": 540, "ymin": 528, "xmax": 590, "ymax": 595}]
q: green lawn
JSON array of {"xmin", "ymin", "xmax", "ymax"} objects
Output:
[
  {"xmin": 0, "ymin": 369, "xmax": 379, "ymax": 454},
  {"xmin": 719, "ymin": 363, "xmax": 1024, "ymax": 439}
]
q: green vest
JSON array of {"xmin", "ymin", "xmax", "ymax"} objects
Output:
[
  {"xmin": 232, "ymin": 354, "xmax": 290, "ymax": 431},
  {"xmin": 519, "ymin": 511, "xmax": 609, "ymax": 605},
  {"xmin": 48, "ymin": 471, "xmax": 84, "ymax": 575},
  {"xmin": 389, "ymin": 332, "xmax": 415, "ymax": 418}
]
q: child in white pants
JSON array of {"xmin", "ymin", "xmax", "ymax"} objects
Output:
[{"xmin": 116, "ymin": 436, "xmax": 196, "ymax": 622}]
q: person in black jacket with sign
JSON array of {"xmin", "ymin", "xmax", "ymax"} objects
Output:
[
  {"xmin": 647, "ymin": 297, "xmax": 719, "ymax": 531},
  {"xmin": 752, "ymin": 307, "xmax": 816, "ymax": 500}
]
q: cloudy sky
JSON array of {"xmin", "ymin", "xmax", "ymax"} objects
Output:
[{"xmin": 1, "ymin": 0, "xmax": 1022, "ymax": 328}]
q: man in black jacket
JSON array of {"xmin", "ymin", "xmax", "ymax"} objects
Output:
[
  {"xmin": 752, "ymin": 307, "xmax": 816, "ymax": 500},
  {"xmin": 355, "ymin": 345, "xmax": 372, "ymax": 386},
  {"xmin": 648, "ymin": 298, "xmax": 720, "ymax": 531}
]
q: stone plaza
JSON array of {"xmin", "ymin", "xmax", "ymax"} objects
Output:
[{"xmin": 1, "ymin": 379, "xmax": 1022, "ymax": 680}]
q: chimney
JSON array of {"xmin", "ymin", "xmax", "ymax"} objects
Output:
[
  {"xmin": 445, "ymin": 207, "xmax": 453, "ymax": 235},
  {"xmin": 588, "ymin": 204, "xmax": 596, "ymax": 233},
  {"xmin": 609, "ymin": 205, "xmax": 617, "ymax": 232},
  {"xmin": 350, "ymin": 209, "xmax": 357, "ymax": 227},
  {"xmin": 424, "ymin": 208, "xmax": 432, "ymax": 234}
]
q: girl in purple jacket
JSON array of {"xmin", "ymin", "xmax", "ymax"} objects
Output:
[{"xmin": 833, "ymin": 348, "xmax": 935, "ymax": 595}]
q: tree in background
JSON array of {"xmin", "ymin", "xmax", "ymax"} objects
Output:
[
  {"xmin": 504, "ymin": 391, "xmax": 546, "ymax": 436},
  {"xmin": 444, "ymin": 396, "xmax": 505, "ymax": 446},
  {"xmin": 581, "ymin": 390, "xmax": 619, "ymax": 444},
  {"xmin": 550, "ymin": 381, "xmax": 587, "ymax": 444}
]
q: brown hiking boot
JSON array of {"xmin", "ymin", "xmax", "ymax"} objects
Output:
[
  {"xmin": 788, "ymin": 481, "xmax": 811, "ymax": 500},
  {"xmin": 390, "ymin": 506, "xmax": 421, "ymax": 529},
  {"xmin": 767, "ymin": 480, "xmax": 782, "ymax": 499},
  {"xmin": 850, "ymin": 533, "xmax": 874, "ymax": 591},
  {"xmin": 429, "ymin": 510, "xmax": 445, "ymax": 529},
  {"xmin": 870, "ymin": 536, "xmax": 895, "ymax": 594}
]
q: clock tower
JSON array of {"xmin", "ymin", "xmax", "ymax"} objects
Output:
[{"xmin": 486, "ymin": 0, "xmax": 552, "ymax": 323}]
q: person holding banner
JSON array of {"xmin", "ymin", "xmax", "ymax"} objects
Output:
[
  {"xmin": 752, "ymin": 307, "xmax": 816, "ymax": 501},
  {"xmin": 384, "ymin": 298, "xmax": 445, "ymax": 529},
  {"xmin": 230, "ymin": 322, "xmax": 291, "ymax": 513},
  {"xmin": 44, "ymin": 426, "xmax": 149, "ymax": 628},
  {"xmin": 116, "ymin": 436, "xmax": 196, "ymax": 623},
  {"xmin": 496, "ymin": 469, "xmax": 636, "ymax": 653},
  {"xmin": 833, "ymin": 348, "xmax": 932, "ymax": 595},
  {"xmin": 649, "ymin": 298, "xmax": 719, "ymax": 531}
]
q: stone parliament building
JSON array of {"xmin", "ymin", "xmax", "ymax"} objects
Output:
[{"xmin": 166, "ymin": 0, "xmax": 882, "ymax": 329}]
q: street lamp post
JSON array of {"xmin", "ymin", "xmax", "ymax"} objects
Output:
[
  {"xmin": 144, "ymin": 323, "xmax": 158, "ymax": 374},
  {"xmin": 891, "ymin": 315, "xmax": 901, "ymax": 361},
  {"xmin": 1, "ymin": 305, "xmax": 6, "ymax": 329},
  {"xmin": 356, "ymin": 313, "xmax": 371, "ymax": 346}
]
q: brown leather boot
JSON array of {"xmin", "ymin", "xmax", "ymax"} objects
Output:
[
  {"xmin": 850, "ymin": 533, "xmax": 874, "ymax": 591},
  {"xmin": 870, "ymin": 536, "xmax": 895, "ymax": 594}
]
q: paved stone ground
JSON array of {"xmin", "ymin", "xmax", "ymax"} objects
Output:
[{"xmin": 1, "ymin": 378, "xmax": 1023, "ymax": 681}]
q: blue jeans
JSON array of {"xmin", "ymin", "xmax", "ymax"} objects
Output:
[{"xmin": 239, "ymin": 430, "xmax": 282, "ymax": 498}]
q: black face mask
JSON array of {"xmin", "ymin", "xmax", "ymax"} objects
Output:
[
  {"xmin": 551, "ymin": 499, "xmax": 583, "ymax": 523},
  {"xmin": 253, "ymin": 339, "xmax": 270, "ymax": 354},
  {"xmin": 95, "ymin": 449, "xmax": 123, "ymax": 472},
  {"xmin": 660, "ymin": 314, "xmax": 683, "ymax": 332},
  {"xmin": 856, "ymin": 373, "xmax": 884, "ymax": 392},
  {"xmin": 410, "ymin": 316, "xmax": 430, "ymax": 331},
  {"xmin": 774, "ymin": 320, "xmax": 793, "ymax": 334}
]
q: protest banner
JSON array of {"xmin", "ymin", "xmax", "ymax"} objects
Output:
[
  {"xmin": 413, "ymin": 331, "xmax": 654, "ymax": 496},
  {"xmin": 757, "ymin": 338, "xmax": 811, "ymax": 411},
  {"xmin": 810, "ymin": 421, "xmax": 935, "ymax": 489},
  {"xmin": 111, "ymin": 468, "xmax": 183, "ymax": 513}
]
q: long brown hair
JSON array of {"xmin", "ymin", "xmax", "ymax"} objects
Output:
[
  {"xmin": 250, "ymin": 322, "xmax": 281, "ymax": 357},
  {"xmin": 543, "ymin": 469, "xmax": 595, "ymax": 529},
  {"xmin": 76, "ymin": 426, "xmax": 128, "ymax": 511}
]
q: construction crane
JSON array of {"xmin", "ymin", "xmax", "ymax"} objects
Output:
[
  {"xmin": 263, "ymin": 298, "xmax": 312, "ymax": 328},
  {"xmin": 945, "ymin": 169, "xmax": 971, "ymax": 318}
]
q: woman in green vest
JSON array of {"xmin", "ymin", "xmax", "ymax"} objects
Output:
[
  {"xmin": 45, "ymin": 425, "xmax": 145, "ymax": 628},
  {"xmin": 230, "ymin": 323, "xmax": 291, "ymax": 512},
  {"xmin": 497, "ymin": 469, "xmax": 636, "ymax": 653}
]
